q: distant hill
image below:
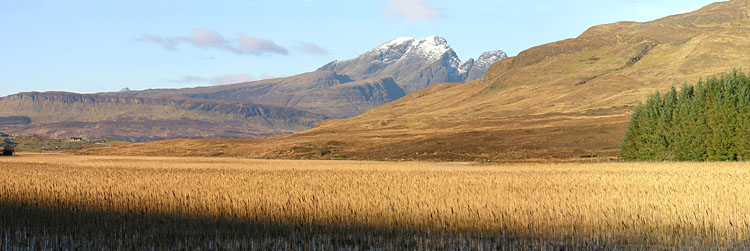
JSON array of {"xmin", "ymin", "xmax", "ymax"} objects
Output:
[
  {"xmin": 0, "ymin": 92, "xmax": 326, "ymax": 142},
  {"xmin": 108, "ymin": 71, "xmax": 406, "ymax": 119},
  {"xmin": 80, "ymin": 0, "xmax": 750, "ymax": 160}
]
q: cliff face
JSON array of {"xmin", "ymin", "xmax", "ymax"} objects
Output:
[{"xmin": 0, "ymin": 92, "xmax": 326, "ymax": 141}]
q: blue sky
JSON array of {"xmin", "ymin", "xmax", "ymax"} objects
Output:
[{"xmin": 0, "ymin": 0, "xmax": 716, "ymax": 96}]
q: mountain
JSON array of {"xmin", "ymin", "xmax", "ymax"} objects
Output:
[
  {"xmin": 2, "ymin": 36, "xmax": 502, "ymax": 142},
  {"xmin": 0, "ymin": 92, "xmax": 326, "ymax": 142},
  {"xmin": 317, "ymin": 36, "xmax": 507, "ymax": 93},
  {"xmin": 80, "ymin": 0, "xmax": 750, "ymax": 160},
  {"xmin": 108, "ymin": 36, "xmax": 503, "ymax": 118},
  {"xmin": 466, "ymin": 50, "xmax": 508, "ymax": 81},
  {"xmin": 108, "ymin": 71, "xmax": 405, "ymax": 119}
]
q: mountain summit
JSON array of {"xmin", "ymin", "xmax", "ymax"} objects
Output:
[{"xmin": 318, "ymin": 36, "xmax": 506, "ymax": 93}]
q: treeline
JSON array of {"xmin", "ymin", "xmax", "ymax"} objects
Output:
[
  {"xmin": 1, "ymin": 138, "xmax": 16, "ymax": 156},
  {"xmin": 620, "ymin": 70, "xmax": 750, "ymax": 161}
]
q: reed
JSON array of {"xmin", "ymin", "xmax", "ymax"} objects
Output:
[{"xmin": 1, "ymin": 154, "xmax": 749, "ymax": 249}]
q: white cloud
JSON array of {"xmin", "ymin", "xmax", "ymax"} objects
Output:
[
  {"xmin": 384, "ymin": 0, "xmax": 440, "ymax": 22},
  {"xmin": 140, "ymin": 29, "xmax": 288, "ymax": 56},
  {"xmin": 136, "ymin": 34, "xmax": 179, "ymax": 51},
  {"xmin": 186, "ymin": 29, "xmax": 228, "ymax": 48},
  {"xmin": 238, "ymin": 34, "xmax": 289, "ymax": 55},
  {"xmin": 297, "ymin": 42, "xmax": 329, "ymax": 55},
  {"xmin": 174, "ymin": 73, "xmax": 256, "ymax": 85}
]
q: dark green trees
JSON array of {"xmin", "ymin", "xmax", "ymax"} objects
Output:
[
  {"xmin": 1, "ymin": 138, "xmax": 15, "ymax": 156},
  {"xmin": 620, "ymin": 70, "xmax": 750, "ymax": 161}
]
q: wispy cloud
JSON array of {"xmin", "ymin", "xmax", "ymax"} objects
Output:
[
  {"xmin": 139, "ymin": 29, "xmax": 289, "ymax": 56},
  {"xmin": 238, "ymin": 35, "xmax": 289, "ymax": 55},
  {"xmin": 384, "ymin": 0, "xmax": 440, "ymax": 22},
  {"xmin": 174, "ymin": 73, "xmax": 256, "ymax": 85},
  {"xmin": 296, "ymin": 42, "xmax": 329, "ymax": 55},
  {"xmin": 183, "ymin": 29, "xmax": 243, "ymax": 53},
  {"xmin": 136, "ymin": 34, "xmax": 179, "ymax": 51}
]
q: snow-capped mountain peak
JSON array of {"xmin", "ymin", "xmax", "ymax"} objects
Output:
[
  {"xmin": 475, "ymin": 50, "xmax": 508, "ymax": 68},
  {"xmin": 404, "ymin": 36, "xmax": 452, "ymax": 61},
  {"xmin": 464, "ymin": 50, "xmax": 508, "ymax": 81},
  {"xmin": 376, "ymin": 37, "xmax": 415, "ymax": 50},
  {"xmin": 317, "ymin": 35, "xmax": 506, "ymax": 92},
  {"xmin": 361, "ymin": 37, "xmax": 417, "ymax": 64}
]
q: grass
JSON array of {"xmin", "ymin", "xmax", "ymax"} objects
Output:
[
  {"xmin": 0, "ymin": 134, "xmax": 129, "ymax": 152},
  {"xmin": 1, "ymin": 153, "xmax": 749, "ymax": 249}
]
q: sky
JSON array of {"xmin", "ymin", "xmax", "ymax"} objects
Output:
[{"xmin": 0, "ymin": 0, "xmax": 717, "ymax": 97}]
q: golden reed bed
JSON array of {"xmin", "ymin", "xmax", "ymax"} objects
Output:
[{"xmin": 1, "ymin": 153, "xmax": 749, "ymax": 249}]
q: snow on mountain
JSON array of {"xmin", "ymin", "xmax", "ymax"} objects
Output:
[
  {"xmin": 466, "ymin": 50, "xmax": 508, "ymax": 81},
  {"xmin": 475, "ymin": 50, "xmax": 508, "ymax": 69},
  {"xmin": 459, "ymin": 58, "xmax": 474, "ymax": 75},
  {"xmin": 366, "ymin": 37, "xmax": 415, "ymax": 64},
  {"xmin": 376, "ymin": 37, "xmax": 415, "ymax": 50},
  {"xmin": 402, "ymin": 36, "xmax": 452, "ymax": 62},
  {"xmin": 318, "ymin": 36, "xmax": 506, "ymax": 93}
]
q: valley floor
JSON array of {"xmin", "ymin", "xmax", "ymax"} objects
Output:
[{"xmin": 1, "ymin": 153, "xmax": 749, "ymax": 249}]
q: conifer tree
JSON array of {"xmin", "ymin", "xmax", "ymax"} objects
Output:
[
  {"xmin": 620, "ymin": 70, "xmax": 750, "ymax": 161},
  {"xmin": 736, "ymin": 77, "xmax": 750, "ymax": 160}
]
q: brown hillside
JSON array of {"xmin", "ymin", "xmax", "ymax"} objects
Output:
[{"xmin": 78, "ymin": 0, "xmax": 750, "ymax": 160}]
